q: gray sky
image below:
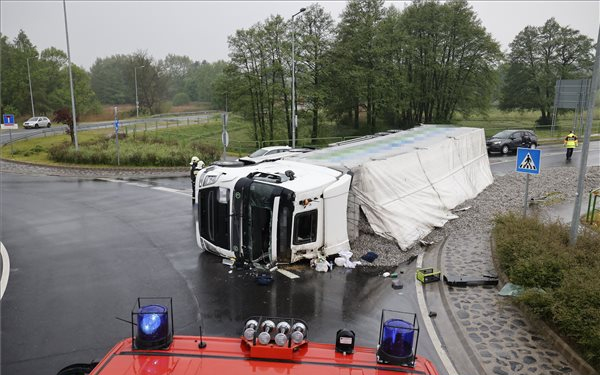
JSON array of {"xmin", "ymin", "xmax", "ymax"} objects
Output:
[{"xmin": 2, "ymin": 1, "xmax": 599, "ymax": 70}]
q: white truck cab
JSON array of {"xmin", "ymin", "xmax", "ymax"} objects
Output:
[{"xmin": 195, "ymin": 160, "xmax": 352, "ymax": 264}]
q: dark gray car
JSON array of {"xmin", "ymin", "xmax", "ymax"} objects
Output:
[{"xmin": 486, "ymin": 130, "xmax": 537, "ymax": 155}]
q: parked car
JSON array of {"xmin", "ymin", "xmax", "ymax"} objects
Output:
[
  {"xmin": 486, "ymin": 130, "xmax": 537, "ymax": 155},
  {"xmin": 239, "ymin": 146, "xmax": 314, "ymax": 164},
  {"xmin": 23, "ymin": 116, "xmax": 51, "ymax": 129}
]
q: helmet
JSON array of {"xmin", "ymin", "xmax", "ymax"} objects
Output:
[{"xmin": 190, "ymin": 156, "xmax": 200, "ymax": 165}]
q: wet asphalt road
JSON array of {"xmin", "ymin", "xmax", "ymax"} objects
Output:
[
  {"xmin": 0, "ymin": 173, "xmax": 446, "ymax": 375},
  {"xmin": 1, "ymin": 140, "xmax": 598, "ymax": 374}
]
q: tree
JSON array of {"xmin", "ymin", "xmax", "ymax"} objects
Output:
[
  {"xmin": 160, "ymin": 54, "xmax": 193, "ymax": 99},
  {"xmin": 90, "ymin": 55, "xmax": 131, "ymax": 104},
  {"xmin": 296, "ymin": 4, "xmax": 335, "ymax": 140},
  {"xmin": 1, "ymin": 30, "xmax": 99, "ymax": 128},
  {"xmin": 395, "ymin": 0, "xmax": 502, "ymax": 124},
  {"xmin": 327, "ymin": 0, "xmax": 386, "ymax": 131},
  {"xmin": 501, "ymin": 18, "xmax": 594, "ymax": 124}
]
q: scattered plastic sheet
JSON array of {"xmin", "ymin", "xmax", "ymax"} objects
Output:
[{"xmin": 498, "ymin": 282, "xmax": 524, "ymax": 297}]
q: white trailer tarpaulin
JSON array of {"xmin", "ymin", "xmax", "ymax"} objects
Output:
[{"xmin": 293, "ymin": 125, "xmax": 493, "ymax": 249}]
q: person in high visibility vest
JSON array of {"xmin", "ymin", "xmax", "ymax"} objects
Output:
[
  {"xmin": 564, "ymin": 131, "xmax": 578, "ymax": 161},
  {"xmin": 190, "ymin": 156, "xmax": 205, "ymax": 203}
]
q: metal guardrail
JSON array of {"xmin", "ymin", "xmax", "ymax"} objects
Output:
[
  {"xmin": 586, "ymin": 188, "xmax": 600, "ymax": 224},
  {"xmin": 1, "ymin": 114, "xmax": 213, "ymax": 146}
]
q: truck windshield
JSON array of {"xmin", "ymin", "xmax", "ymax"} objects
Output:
[
  {"xmin": 243, "ymin": 183, "xmax": 276, "ymax": 263},
  {"xmin": 198, "ymin": 187, "xmax": 230, "ymax": 250}
]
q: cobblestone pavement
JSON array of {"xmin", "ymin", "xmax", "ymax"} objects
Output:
[{"xmin": 442, "ymin": 231, "xmax": 581, "ymax": 375}]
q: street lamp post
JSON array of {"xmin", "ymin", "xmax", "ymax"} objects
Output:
[
  {"xmin": 135, "ymin": 65, "xmax": 145, "ymax": 118},
  {"xmin": 291, "ymin": 7, "xmax": 306, "ymax": 148},
  {"xmin": 26, "ymin": 57, "xmax": 35, "ymax": 117},
  {"xmin": 62, "ymin": 0, "xmax": 78, "ymax": 150}
]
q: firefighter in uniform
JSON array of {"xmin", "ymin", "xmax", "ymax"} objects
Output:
[
  {"xmin": 564, "ymin": 131, "xmax": 578, "ymax": 161},
  {"xmin": 190, "ymin": 156, "xmax": 205, "ymax": 203}
]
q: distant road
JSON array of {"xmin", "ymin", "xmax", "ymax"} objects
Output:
[
  {"xmin": 489, "ymin": 141, "xmax": 600, "ymax": 175},
  {"xmin": 0, "ymin": 112, "xmax": 216, "ymax": 145}
]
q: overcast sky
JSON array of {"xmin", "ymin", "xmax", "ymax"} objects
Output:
[{"xmin": 2, "ymin": 1, "xmax": 599, "ymax": 70}]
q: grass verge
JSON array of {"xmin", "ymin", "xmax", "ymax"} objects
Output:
[{"xmin": 493, "ymin": 213, "xmax": 600, "ymax": 370}]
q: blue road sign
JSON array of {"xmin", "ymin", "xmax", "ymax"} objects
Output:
[
  {"xmin": 3, "ymin": 114, "xmax": 15, "ymax": 124},
  {"xmin": 516, "ymin": 148, "xmax": 541, "ymax": 175},
  {"xmin": 115, "ymin": 120, "xmax": 119, "ymax": 132}
]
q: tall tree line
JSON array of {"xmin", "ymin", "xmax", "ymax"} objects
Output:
[{"xmin": 222, "ymin": 0, "xmax": 504, "ymax": 144}]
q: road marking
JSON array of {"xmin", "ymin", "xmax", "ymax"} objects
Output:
[
  {"xmin": 277, "ymin": 269, "xmax": 300, "ymax": 279},
  {"xmin": 1, "ymin": 242, "xmax": 10, "ymax": 300},
  {"xmin": 151, "ymin": 186, "xmax": 190, "ymax": 196},
  {"xmin": 416, "ymin": 253, "xmax": 459, "ymax": 375}
]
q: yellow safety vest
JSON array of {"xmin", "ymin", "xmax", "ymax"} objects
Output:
[{"xmin": 564, "ymin": 133, "xmax": 578, "ymax": 148}]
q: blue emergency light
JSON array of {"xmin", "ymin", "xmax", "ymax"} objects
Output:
[
  {"xmin": 377, "ymin": 310, "xmax": 419, "ymax": 367},
  {"xmin": 132, "ymin": 298, "xmax": 173, "ymax": 350}
]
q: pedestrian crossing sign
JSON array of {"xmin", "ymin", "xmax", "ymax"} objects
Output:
[{"xmin": 516, "ymin": 148, "xmax": 541, "ymax": 175}]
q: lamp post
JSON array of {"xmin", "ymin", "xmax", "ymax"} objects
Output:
[
  {"xmin": 62, "ymin": 0, "xmax": 78, "ymax": 150},
  {"xmin": 26, "ymin": 57, "xmax": 35, "ymax": 117},
  {"xmin": 135, "ymin": 65, "xmax": 145, "ymax": 118},
  {"xmin": 291, "ymin": 7, "xmax": 306, "ymax": 148}
]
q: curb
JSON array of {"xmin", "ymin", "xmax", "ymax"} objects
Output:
[
  {"xmin": 489, "ymin": 235, "xmax": 600, "ymax": 375},
  {"xmin": 0, "ymin": 158, "xmax": 188, "ymax": 179}
]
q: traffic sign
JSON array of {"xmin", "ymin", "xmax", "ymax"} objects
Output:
[
  {"xmin": 3, "ymin": 114, "xmax": 14, "ymax": 124},
  {"xmin": 1, "ymin": 114, "xmax": 17, "ymax": 130},
  {"xmin": 115, "ymin": 120, "xmax": 120, "ymax": 132},
  {"xmin": 516, "ymin": 148, "xmax": 541, "ymax": 175}
]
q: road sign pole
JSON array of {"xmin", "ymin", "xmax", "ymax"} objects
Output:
[
  {"xmin": 569, "ymin": 27, "xmax": 600, "ymax": 247},
  {"xmin": 523, "ymin": 174, "xmax": 530, "ymax": 218},
  {"xmin": 114, "ymin": 107, "xmax": 120, "ymax": 166},
  {"xmin": 9, "ymin": 129, "xmax": 13, "ymax": 155}
]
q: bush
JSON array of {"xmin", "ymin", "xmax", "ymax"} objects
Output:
[
  {"xmin": 493, "ymin": 213, "xmax": 600, "ymax": 369},
  {"xmin": 47, "ymin": 137, "xmax": 220, "ymax": 167}
]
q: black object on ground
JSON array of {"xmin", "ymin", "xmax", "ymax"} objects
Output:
[
  {"xmin": 256, "ymin": 274, "xmax": 273, "ymax": 286},
  {"xmin": 428, "ymin": 311, "xmax": 437, "ymax": 318},
  {"xmin": 391, "ymin": 279, "xmax": 404, "ymax": 289},
  {"xmin": 361, "ymin": 251, "xmax": 378, "ymax": 263},
  {"xmin": 443, "ymin": 274, "xmax": 499, "ymax": 287}
]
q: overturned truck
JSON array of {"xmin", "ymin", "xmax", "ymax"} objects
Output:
[{"xmin": 194, "ymin": 125, "xmax": 493, "ymax": 265}]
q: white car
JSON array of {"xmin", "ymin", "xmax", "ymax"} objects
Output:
[
  {"xmin": 239, "ymin": 146, "xmax": 292, "ymax": 164},
  {"xmin": 23, "ymin": 116, "xmax": 51, "ymax": 129},
  {"xmin": 238, "ymin": 146, "xmax": 313, "ymax": 164}
]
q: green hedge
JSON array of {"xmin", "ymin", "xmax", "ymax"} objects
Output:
[
  {"xmin": 493, "ymin": 213, "xmax": 600, "ymax": 369},
  {"xmin": 47, "ymin": 134, "xmax": 220, "ymax": 167}
]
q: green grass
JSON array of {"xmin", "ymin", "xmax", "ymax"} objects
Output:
[{"xmin": 493, "ymin": 213, "xmax": 600, "ymax": 369}]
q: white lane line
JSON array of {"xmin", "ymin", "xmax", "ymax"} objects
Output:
[
  {"xmin": 126, "ymin": 182, "xmax": 152, "ymax": 188},
  {"xmin": 151, "ymin": 186, "xmax": 190, "ymax": 197},
  {"xmin": 277, "ymin": 269, "xmax": 300, "ymax": 279},
  {"xmin": 98, "ymin": 178, "xmax": 123, "ymax": 183},
  {"xmin": 416, "ymin": 253, "xmax": 459, "ymax": 375},
  {"xmin": 1, "ymin": 242, "xmax": 11, "ymax": 300}
]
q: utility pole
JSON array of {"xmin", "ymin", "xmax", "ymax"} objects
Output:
[
  {"xmin": 63, "ymin": 0, "xmax": 78, "ymax": 150},
  {"xmin": 27, "ymin": 57, "xmax": 35, "ymax": 117},
  {"xmin": 291, "ymin": 7, "xmax": 306, "ymax": 148},
  {"xmin": 569, "ymin": 27, "xmax": 600, "ymax": 246},
  {"xmin": 135, "ymin": 65, "xmax": 145, "ymax": 118}
]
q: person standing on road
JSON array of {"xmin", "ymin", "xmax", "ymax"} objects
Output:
[
  {"xmin": 190, "ymin": 156, "xmax": 205, "ymax": 203},
  {"xmin": 564, "ymin": 130, "xmax": 578, "ymax": 161}
]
